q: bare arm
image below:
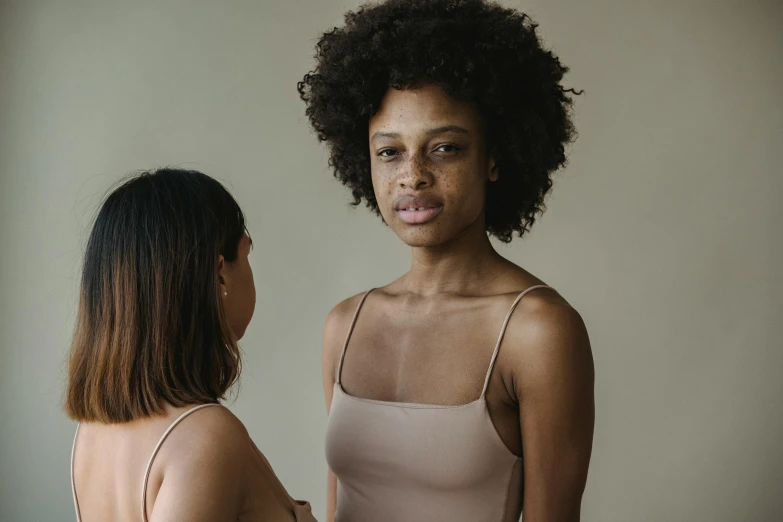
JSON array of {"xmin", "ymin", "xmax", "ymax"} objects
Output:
[
  {"xmin": 512, "ymin": 301, "xmax": 595, "ymax": 522},
  {"xmin": 322, "ymin": 297, "xmax": 357, "ymax": 522},
  {"xmin": 148, "ymin": 408, "xmax": 249, "ymax": 522},
  {"xmin": 323, "ymin": 337, "xmax": 338, "ymax": 522}
]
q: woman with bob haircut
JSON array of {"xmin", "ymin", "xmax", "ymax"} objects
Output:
[{"xmin": 66, "ymin": 168, "xmax": 316, "ymax": 522}]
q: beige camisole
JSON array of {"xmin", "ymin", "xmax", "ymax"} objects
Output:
[{"xmin": 326, "ymin": 285, "xmax": 550, "ymax": 522}]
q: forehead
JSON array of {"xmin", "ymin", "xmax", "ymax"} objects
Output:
[{"xmin": 369, "ymin": 83, "xmax": 483, "ymax": 137}]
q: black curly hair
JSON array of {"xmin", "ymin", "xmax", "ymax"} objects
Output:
[{"xmin": 298, "ymin": 0, "xmax": 579, "ymax": 242}]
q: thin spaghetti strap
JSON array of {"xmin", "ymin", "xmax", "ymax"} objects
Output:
[
  {"xmin": 336, "ymin": 289, "xmax": 375, "ymax": 384},
  {"xmin": 140, "ymin": 403, "xmax": 222, "ymax": 522},
  {"xmin": 71, "ymin": 424, "xmax": 82, "ymax": 522},
  {"xmin": 480, "ymin": 285, "xmax": 553, "ymax": 397}
]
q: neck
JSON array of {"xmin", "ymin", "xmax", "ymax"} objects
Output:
[{"xmin": 402, "ymin": 220, "xmax": 504, "ymax": 297}]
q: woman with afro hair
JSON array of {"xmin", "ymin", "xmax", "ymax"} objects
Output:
[{"xmin": 299, "ymin": 1, "xmax": 594, "ymax": 520}]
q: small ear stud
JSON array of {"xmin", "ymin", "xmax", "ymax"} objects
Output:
[{"xmin": 223, "ymin": 291, "xmax": 228, "ymax": 296}]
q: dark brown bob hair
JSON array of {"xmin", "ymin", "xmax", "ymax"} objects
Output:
[{"xmin": 66, "ymin": 168, "xmax": 247, "ymax": 423}]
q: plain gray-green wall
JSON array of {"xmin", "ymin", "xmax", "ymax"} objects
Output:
[{"xmin": 1, "ymin": 1, "xmax": 781, "ymax": 521}]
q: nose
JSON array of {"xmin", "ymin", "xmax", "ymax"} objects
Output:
[{"xmin": 398, "ymin": 154, "xmax": 433, "ymax": 191}]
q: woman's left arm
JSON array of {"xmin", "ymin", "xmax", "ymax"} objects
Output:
[{"xmin": 510, "ymin": 300, "xmax": 595, "ymax": 522}]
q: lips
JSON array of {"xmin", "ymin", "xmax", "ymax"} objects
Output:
[{"xmin": 393, "ymin": 194, "xmax": 444, "ymax": 225}]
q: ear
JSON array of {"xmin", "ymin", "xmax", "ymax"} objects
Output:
[
  {"xmin": 488, "ymin": 155, "xmax": 499, "ymax": 182},
  {"xmin": 217, "ymin": 254, "xmax": 228, "ymax": 298}
]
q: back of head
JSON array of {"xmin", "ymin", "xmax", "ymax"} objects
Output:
[{"xmin": 66, "ymin": 168, "xmax": 247, "ymax": 423}]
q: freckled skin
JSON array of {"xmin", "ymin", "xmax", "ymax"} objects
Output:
[
  {"xmin": 323, "ymin": 81, "xmax": 594, "ymax": 522},
  {"xmin": 369, "ymin": 84, "xmax": 498, "ymax": 248}
]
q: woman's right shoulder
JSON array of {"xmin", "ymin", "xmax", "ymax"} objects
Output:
[
  {"xmin": 322, "ymin": 291, "xmax": 369, "ymax": 378},
  {"xmin": 324, "ymin": 292, "xmax": 367, "ymax": 333}
]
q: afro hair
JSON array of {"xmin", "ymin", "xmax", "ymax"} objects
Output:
[{"xmin": 298, "ymin": 0, "xmax": 580, "ymax": 242}]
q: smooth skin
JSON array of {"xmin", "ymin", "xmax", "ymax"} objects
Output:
[
  {"xmin": 323, "ymin": 84, "xmax": 594, "ymax": 522},
  {"xmin": 72, "ymin": 236, "xmax": 312, "ymax": 522}
]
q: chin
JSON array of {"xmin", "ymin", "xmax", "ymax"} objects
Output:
[{"xmin": 394, "ymin": 227, "xmax": 451, "ymax": 248}]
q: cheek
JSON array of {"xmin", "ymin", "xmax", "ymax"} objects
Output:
[
  {"xmin": 230, "ymin": 264, "xmax": 255, "ymax": 314},
  {"xmin": 245, "ymin": 265, "xmax": 256, "ymax": 310},
  {"xmin": 371, "ymin": 167, "xmax": 394, "ymax": 214},
  {"xmin": 443, "ymin": 169, "xmax": 486, "ymax": 214},
  {"xmin": 371, "ymin": 164, "xmax": 390, "ymax": 192}
]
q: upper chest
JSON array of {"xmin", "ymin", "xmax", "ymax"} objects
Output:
[{"xmin": 338, "ymin": 293, "xmax": 520, "ymax": 406}]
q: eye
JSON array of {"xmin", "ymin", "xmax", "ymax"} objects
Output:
[
  {"xmin": 434, "ymin": 144, "xmax": 460, "ymax": 153},
  {"xmin": 378, "ymin": 149, "xmax": 399, "ymax": 158}
]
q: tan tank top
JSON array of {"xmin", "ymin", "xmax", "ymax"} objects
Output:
[
  {"xmin": 326, "ymin": 285, "xmax": 549, "ymax": 522},
  {"xmin": 71, "ymin": 403, "xmax": 316, "ymax": 522}
]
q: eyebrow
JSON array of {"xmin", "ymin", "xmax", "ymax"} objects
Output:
[{"xmin": 370, "ymin": 125, "xmax": 470, "ymax": 142}]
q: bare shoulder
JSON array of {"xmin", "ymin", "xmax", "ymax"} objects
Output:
[
  {"xmin": 162, "ymin": 405, "xmax": 251, "ymax": 470},
  {"xmin": 324, "ymin": 292, "xmax": 366, "ymax": 337},
  {"xmin": 323, "ymin": 291, "xmax": 370, "ymax": 374},
  {"xmin": 501, "ymin": 288, "xmax": 594, "ymax": 394},
  {"xmin": 149, "ymin": 406, "xmax": 252, "ymax": 519}
]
